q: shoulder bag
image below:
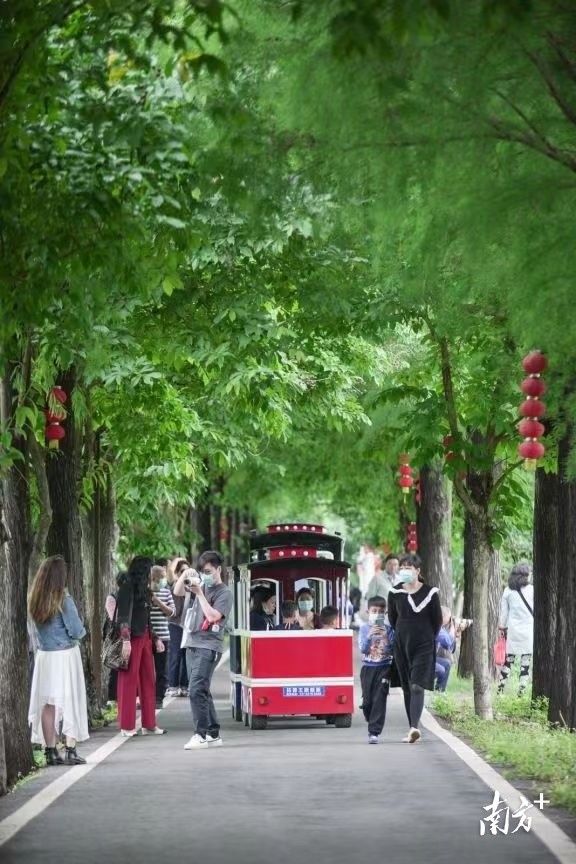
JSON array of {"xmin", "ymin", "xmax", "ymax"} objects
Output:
[
  {"xmin": 515, "ymin": 587, "xmax": 533, "ymax": 617},
  {"xmin": 102, "ymin": 589, "xmax": 133, "ymax": 671}
]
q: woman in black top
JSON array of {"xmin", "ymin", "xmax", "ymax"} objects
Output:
[
  {"xmin": 388, "ymin": 553, "xmax": 443, "ymax": 744},
  {"xmin": 250, "ymin": 587, "xmax": 277, "ymax": 631},
  {"xmin": 117, "ymin": 556, "xmax": 166, "ymax": 736}
]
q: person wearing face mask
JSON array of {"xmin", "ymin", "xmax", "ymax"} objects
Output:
[
  {"xmin": 388, "ymin": 553, "xmax": 443, "ymax": 744},
  {"xmin": 173, "ymin": 550, "xmax": 232, "ymax": 750},
  {"xmin": 358, "ymin": 596, "xmax": 395, "ymax": 744},
  {"xmin": 296, "ymin": 587, "xmax": 321, "ymax": 630},
  {"xmin": 149, "ymin": 565, "xmax": 175, "ymax": 708},
  {"xmin": 250, "ymin": 587, "xmax": 277, "ymax": 630}
]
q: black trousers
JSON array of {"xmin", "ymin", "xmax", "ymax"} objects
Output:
[
  {"xmin": 186, "ymin": 647, "xmax": 222, "ymax": 738},
  {"xmin": 153, "ymin": 640, "xmax": 169, "ymax": 703},
  {"xmin": 360, "ymin": 665, "xmax": 390, "ymax": 736},
  {"xmin": 168, "ymin": 623, "xmax": 188, "ymax": 689}
]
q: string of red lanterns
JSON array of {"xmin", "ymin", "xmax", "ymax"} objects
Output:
[
  {"xmin": 406, "ymin": 521, "xmax": 418, "ymax": 553},
  {"xmin": 398, "ymin": 453, "xmax": 414, "ymax": 496},
  {"xmin": 45, "ymin": 386, "xmax": 67, "ymax": 450},
  {"xmin": 518, "ymin": 351, "xmax": 547, "ymax": 470}
]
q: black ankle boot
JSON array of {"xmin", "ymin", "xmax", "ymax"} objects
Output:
[
  {"xmin": 45, "ymin": 746, "xmax": 64, "ymax": 766},
  {"xmin": 64, "ymin": 746, "xmax": 86, "ymax": 765}
]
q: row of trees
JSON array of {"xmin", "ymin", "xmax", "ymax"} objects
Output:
[{"xmin": 1, "ymin": 0, "xmax": 575, "ymax": 788}]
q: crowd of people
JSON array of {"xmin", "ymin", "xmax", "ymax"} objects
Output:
[
  {"xmin": 27, "ymin": 551, "xmax": 232, "ymax": 761},
  {"xmin": 249, "ymin": 585, "xmax": 339, "ymax": 631},
  {"xmin": 354, "ymin": 547, "xmax": 535, "ymax": 745},
  {"xmin": 25, "ymin": 544, "xmax": 535, "ymax": 762}
]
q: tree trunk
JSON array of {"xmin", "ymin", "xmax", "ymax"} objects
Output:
[
  {"xmin": 416, "ymin": 463, "xmax": 452, "ymax": 607},
  {"xmin": 458, "ymin": 516, "xmax": 474, "ymax": 678},
  {"xmin": 0, "ymin": 366, "xmax": 34, "ymax": 789},
  {"xmin": 189, "ymin": 502, "xmax": 211, "ymax": 560},
  {"xmin": 28, "ymin": 433, "xmax": 52, "ymax": 581},
  {"xmin": 45, "ymin": 368, "xmax": 97, "ymax": 721},
  {"xmin": 469, "ymin": 516, "xmax": 493, "ymax": 719},
  {"xmin": 45, "ymin": 369, "xmax": 84, "ymax": 603},
  {"xmin": 532, "ymin": 467, "xmax": 559, "ymax": 702},
  {"xmin": 549, "ymin": 424, "xmax": 576, "ymax": 729},
  {"xmin": 0, "ymin": 721, "xmax": 7, "ymax": 797},
  {"xmin": 84, "ymin": 469, "xmax": 118, "ymax": 704},
  {"xmin": 209, "ymin": 502, "xmax": 220, "ymax": 551},
  {"xmin": 487, "ymin": 546, "xmax": 501, "ymax": 679},
  {"xmin": 229, "ymin": 509, "xmax": 239, "ymax": 566}
]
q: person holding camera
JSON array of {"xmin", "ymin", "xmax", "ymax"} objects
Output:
[
  {"xmin": 173, "ymin": 551, "xmax": 232, "ymax": 750},
  {"xmin": 165, "ymin": 557, "xmax": 191, "ymax": 697}
]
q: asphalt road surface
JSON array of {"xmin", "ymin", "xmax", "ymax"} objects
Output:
[{"xmin": 0, "ymin": 661, "xmax": 574, "ymax": 864}]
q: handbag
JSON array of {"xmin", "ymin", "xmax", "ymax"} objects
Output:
[
  {"xmin": 493, "ymin": 634, "xmax": 506, "ymax": 667},
  {"xmin": 102, "ymin": 590, "xmax": 133, "ymax": 671}
]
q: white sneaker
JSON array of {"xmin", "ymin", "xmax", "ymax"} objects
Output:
[
  {"xmin": 408, "ymin": 727, "xmax": 421, "ymax": 744},
  {"xmin": 184, "ymin": 734, "xmax": 208, "ymax": 750},
  {"xmin": 206, "ymin": 734, "xmax": 223, "ymax": 747},
  {"xmin": 178, "ymin": 688, "xmax": 188, "ymax": 697},
  {"xmin": 141, "ymin": 727, "xmax": 166, "ymax": 735},
  {"xmin": 165, "ymin": 687, "xmax": 179, "ymax": 697},
  {"xmin": 120, "ymin": 729, "xmax": 138, "ymax": 738}
]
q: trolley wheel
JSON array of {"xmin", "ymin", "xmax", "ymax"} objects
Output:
[
  {"xmin": 333, "ymin": 713, "xmax": 352, "ymax": 728},
  {"xmin": 325, "ymin": 715, "xmax": 336, "ymax": 725},
  {"xmin": 249, "ymin": 713, "xmax": 268, "ymax": 730}
]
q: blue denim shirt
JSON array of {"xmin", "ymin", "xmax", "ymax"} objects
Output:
[{"xmin": 34, "ymin": 593, "xmax": 86, "ymax": 651}]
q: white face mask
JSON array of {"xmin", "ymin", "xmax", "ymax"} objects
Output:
[
  {"xmin": 397, "ymin": 568, "xmax": 416, "ymax": 584},
  {"xmin": 368, "ymin": 613, "xmax": 386, "ymax": 625}
]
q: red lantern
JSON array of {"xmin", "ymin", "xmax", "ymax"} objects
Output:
[
  {"xmin": 518, "ymin": 353, "xmax": 547, "ymax": 470},
  {"xmin": 518, "ymin": 440, "xmax": 545, "ymax": 460},
  {"xmin": 518, "ymin": 419, "xmax": 545, "ymax": 439},
  {"xmin": 521, "ymin": 377, "xmax": 547, "ymax": 398},
  {"xmin": 398, "ymin": 454, "xmax": 414, "ymax": 496},
  {"xmin": 406, "ymin": 521, "xmax": 418, "ymax": 553},
  {"xmin": 45, "ymin": 385, "xmax": 68, "ymax": 450},
  {"xmin": 45, "ymin": 424, "xmax": 65, "ymax": 449},
  {"xmin": 45, "ymin": 408, "xmax": 63, "ymax": 424},
  {"xmin": 519, "ymin": 399, "xmax": 546, "ymax": 418},
  {"xmin": 522, "ymin": 351, "xmax": 548, "ymax": 375}
]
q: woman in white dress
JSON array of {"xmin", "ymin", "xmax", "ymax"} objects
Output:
[
  {"xmin": 497, "ymin": 562, "xmax": 534, "ymax": 696},
  {"xmin": 28, "ymin": 556, "xmax": 89, "ymax": 765}
]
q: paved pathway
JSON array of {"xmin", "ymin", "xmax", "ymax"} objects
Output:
[{"xmin": 0, "ymin": 663, "xmax": 575, "ymax": 864}]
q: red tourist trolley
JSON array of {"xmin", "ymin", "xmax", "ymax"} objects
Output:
[{"xmin": 229, "ymin": 523, "xmax": 354, "ymax": 729}]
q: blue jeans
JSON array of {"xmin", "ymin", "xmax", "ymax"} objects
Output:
[
  {"xmin": 168, "ymin": 623, "xmax": 188, "ymax": 689},
  {"xmin": 435, "ymin": 658, "xmax": 452, "ymax": 691},
  {"xmin": 186, "ymin": 647, "xmax": 222, "ymax": 738}
]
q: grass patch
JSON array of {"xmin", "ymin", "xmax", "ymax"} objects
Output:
[
  {"xmin": 33, "ymin": 747, "xmax": 46, "ymax": 769},
  {"xmin": 431, "ymin": 683, "xmax": 576, "ymax": 815},
  {"xmin": 90, "ymin": 702, "xmax": 118, "ymax": 730}
]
